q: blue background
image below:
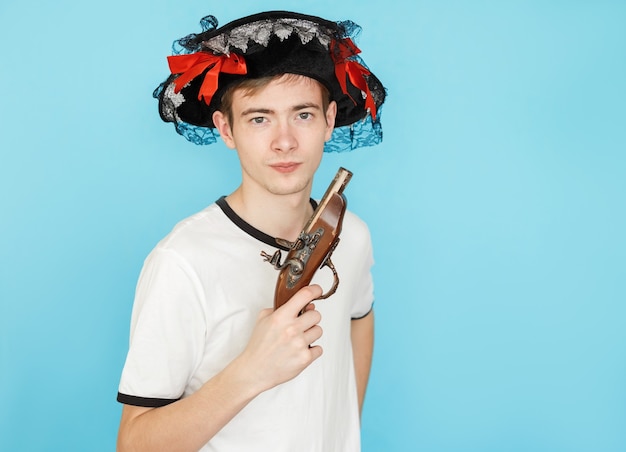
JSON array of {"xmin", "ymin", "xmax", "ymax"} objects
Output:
[{"xmin": 1, "ymin": 1, "xmax": 625, "ymax": 450}]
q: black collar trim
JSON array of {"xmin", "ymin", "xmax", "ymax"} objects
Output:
[{"xmin": 216, "ymin": 196, "xmax": 318, "ymax": 251}]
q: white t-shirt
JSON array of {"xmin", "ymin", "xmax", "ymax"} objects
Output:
[{"xmin": 118, "ymin": 197, "xmax": 374, "ymax": 451}]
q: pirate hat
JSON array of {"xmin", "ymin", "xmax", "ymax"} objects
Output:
[{"xmin": 154, "ymin": 11, "xmax": 387, "ymax": 152}]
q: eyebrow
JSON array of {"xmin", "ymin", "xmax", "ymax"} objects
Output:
[
  {"xmin": 240, "ymin": 102, "xmax": 322, "ymax": 117},
  {"xmin": 293, "ymin": 102, "xmax": 322, "ymax": 111},
  {"xmin": 240, "ymin": 108, "xmax": 272, "ymax": 116}
]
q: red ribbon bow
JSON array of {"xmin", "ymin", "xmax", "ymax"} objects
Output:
[
  {"xmin": 167, "ymin": 52, "xmax": 247, "ymax": 105},
  {"xmin": 331, "ymin": 38, "xmax": 377, "ymax": 120}
]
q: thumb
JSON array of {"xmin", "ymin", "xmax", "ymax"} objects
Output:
[{"xmin": 257, "ymin": 307, "xmax": 274, "ymax": 320}]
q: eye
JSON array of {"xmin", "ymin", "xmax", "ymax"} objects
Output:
[
  {"xmin": 251, "ymin": 117, "xmax": 266, "ymax": 124},
  {"xmin": 298, "ymin": 112, "xmax": 312, "ymax": 120}
]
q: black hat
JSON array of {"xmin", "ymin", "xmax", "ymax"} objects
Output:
[{"xmin": 154, "ymin": 11, "xmax": 387, "ymax": 152}]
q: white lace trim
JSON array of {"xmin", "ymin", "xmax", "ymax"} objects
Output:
[
  {"xmin": 162, "ymin": 83, "xmax": 186, "ymax": 121},
  {"xmin": 201, "ymin": 18, "xmax": 332, "ymax": 54}
]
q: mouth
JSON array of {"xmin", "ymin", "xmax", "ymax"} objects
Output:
[{"xmin": 269, "ymin": 162, "xmax": 301, "ymax": 173}]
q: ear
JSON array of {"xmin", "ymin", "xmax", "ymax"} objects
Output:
[
  {"xmin": 212, "ymin": 111, "xmax": 236, "ymax": 149},
  {"xmin": 324, "ymin": 101, "xmax": 337, "ymax": 142}
]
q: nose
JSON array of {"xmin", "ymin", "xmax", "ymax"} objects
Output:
[{"xmin": 271, "ymin": 121, "xmax": 297, "ymax": 153}]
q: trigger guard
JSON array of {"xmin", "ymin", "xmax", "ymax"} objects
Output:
[{"xmin": 316, "ymin": 257, "xmax": 339, "ymax": 300}]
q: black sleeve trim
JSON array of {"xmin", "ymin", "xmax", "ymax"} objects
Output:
[
  {"xmin": 117, "ymin": 392, "xmax": 180, "ymax": 408},
  {"xmin": 351, "ymin": 303, "xmax": 374, "ymax": 320}
]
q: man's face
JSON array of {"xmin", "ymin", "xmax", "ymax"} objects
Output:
[{"xmin": 213, "ymin": 75, "xmax": 337, "ymax": 198}]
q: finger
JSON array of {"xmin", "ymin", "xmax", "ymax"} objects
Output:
[
  {"xmin": 308, "ymin": 344, "xmax": 323, "ymax": 361},
  {"xmin": 280, "ymin": 285, "xmax": 323, "ymax": 317},
  {"xmin": 296, "ymin": 306, "xmax": 322, "ymax": 330},
  {"xmin": 303, "ymin": 324, "xmax": 323, "ymax": 346}
]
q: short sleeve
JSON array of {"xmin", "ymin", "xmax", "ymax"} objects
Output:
[
  {"xmin": 118, "ymin": 248, "xmax": 206, "ymax": 407},
  {"xmin": 345, "ymin": 214, "xmax": 375, "ymax": 319}
]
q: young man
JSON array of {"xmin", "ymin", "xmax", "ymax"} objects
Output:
[{"xmin": 117, "ymin": 11, "xmax": 386, "ymax": 451}]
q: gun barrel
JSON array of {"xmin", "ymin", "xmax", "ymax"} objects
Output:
[{"xmin": 303, "ymin": 167, "xmax": 352, "ymax": 233}]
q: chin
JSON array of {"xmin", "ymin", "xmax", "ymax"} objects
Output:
[{"xmin": 267, "ymin": 180, "xmax": 311, "ymax": 197}]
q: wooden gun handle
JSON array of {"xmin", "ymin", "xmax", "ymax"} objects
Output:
[
  {"xmin": 263, "ymin": 167, "xmax": 352, "ymax": 310},
  {"xmin": 273, "ymin": 191, "xmax": 347, "ymax": 309}
]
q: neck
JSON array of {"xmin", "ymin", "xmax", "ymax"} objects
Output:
[{"xmin": 225, "ymin": 186, "xmax": 314, "ymax": 242}]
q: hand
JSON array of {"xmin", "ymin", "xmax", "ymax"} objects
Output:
[{"xmin": 235, "ymin": 285, "xmax": 324, "ymax": 394}]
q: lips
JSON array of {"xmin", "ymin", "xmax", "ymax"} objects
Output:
[{"xmin": 270, "ymin": 162, "xmax": 301, "ymax": 173}]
